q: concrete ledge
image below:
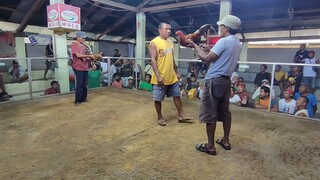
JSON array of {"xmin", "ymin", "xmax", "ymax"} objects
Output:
[{"xmin": 5, "ymin": 80, "xmax": 52, "ymax": 95}]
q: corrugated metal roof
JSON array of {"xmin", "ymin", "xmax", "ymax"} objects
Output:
[
  {"xmin": 0, "ymin": 21, "xmax": 19, "ymax": 31},
  {"xmin": 9, "ymin": 0, "xmax": 37, "ymax": 23}
]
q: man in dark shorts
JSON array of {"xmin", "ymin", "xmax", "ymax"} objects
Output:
[{"xmin": 191, "ymin": 15, "xmax": 242, "ymax": 155}]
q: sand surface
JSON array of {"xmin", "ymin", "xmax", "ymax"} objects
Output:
[{"xmin": 0, "ymin": 88, "xmax": 320, "ymax": 179}]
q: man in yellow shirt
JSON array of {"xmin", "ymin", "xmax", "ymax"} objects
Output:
[
  {"xmin": 149, "ymin": 22, "xmax": 193, "ymax": 126},
  {"xmin": 274, "ymin": 65, "xmax": 288, "ymax": 91}
]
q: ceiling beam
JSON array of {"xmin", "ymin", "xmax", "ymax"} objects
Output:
[
  {"xmin": 96, "ymin": 0, "xmax": 152, "ymax": 40},
  {"xmin": 0, "ymin": 6, "xmax": 15, "ymax": 12},
  {"xmin": 96, "ymin": 12, "xmax": 135, "ymax": 39},
  {"xmin": 16, "ymin": 0, "xmax": 46, "ymax": 33},
  {"xmin": 117, "ymin": 27, "xmax": 136, "ymax": 42},
  {"xmin": 92, "ymin": 0, "xmax": 138, "ymax": 12},
  {"xmin": 141, "ymin": 0, "xmax": 220, "ymax": 13}
]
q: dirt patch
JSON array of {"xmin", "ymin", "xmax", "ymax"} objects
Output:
[{"xmin": 0, "ymin": 88, "xmax": 320, "ymax": 179}]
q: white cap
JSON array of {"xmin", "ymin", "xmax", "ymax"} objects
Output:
[{"xmin": 217, "ymin": 15, "xmax": 241, "ymax": 30}]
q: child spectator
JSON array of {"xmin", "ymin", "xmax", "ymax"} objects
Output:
[
  {"xmin": 112, "ymin": 73, "xmax": 123, "ymax": 88},
  {"xmin": 126, "ymin": 77, "xmax": 135, "ymax": 89},
  {"xmin": 44, "ymin": 80, "xmax": 60, "ymax": 95},
  {"xmin": 139, "ymin": 74, "xmax": 153, "ymax": 92},
  {"xmin": 294, "ymin": 96, "xmax": 309, "ymax": 117},
  {"xmin": 278, "ymin": 88, "xmax": 296, "ymax": 115},
  {"xmin": 88, "ymin": 62, "xmax": 101, "ymax": 89},
  {"xmin": 186, "ymin": 74, "xmax": 199, "ymax": 91},
  {"xmin": 287, "ymin": 65, "xmax": 303, "ymax": 94},
  {"xmin": 254, "ymin": 86, "xmax": 278, "ymax": 112},
  {"xmin": 121, "ymin": 59, "xmax": 132, "ymax": 87},
  {"xmin": 294, "ymin": 84, "xmax": 317, "ymax": 118},
  {"xmin": 237, "ymin": 83, "xmax": 250, "ymax": 107},
  {"xmin": 229, "ymin": 86, "xmax": 241, "ymax": 105}
]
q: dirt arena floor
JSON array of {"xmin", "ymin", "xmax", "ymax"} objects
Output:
[{"xmin": 1, "ymin": 88, "xmax": 320, "ymax": 179}]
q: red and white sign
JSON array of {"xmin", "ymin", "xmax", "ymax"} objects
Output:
[{"xmin": 47, "ymin": 3, "xmax": 81, "ymax": 31}]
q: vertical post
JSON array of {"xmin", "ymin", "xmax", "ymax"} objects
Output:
[
  {"xmin": 239, "ymin": 42, "xmax": 248, "ymax": 72},
  {"xmin": 218, "ymin": 0, "xmax": 232, "ymax": 32},
  {"xmin": 107, "ymin": 58, "xmax": 111, "ymax": 86},
  {"xmin": 268, "ymin": 63, "xmax": 276, "ymax": 112},
  {"xmin": 136, "ymin": 12, "xmax": 146, "ymax": 70},
  {"xmin": 27, "ymin": 58, "xmax": 33, "ymax": 99},
  {"xmin": 15, "ymin": 37, "xmax": 27, "ymax": 69}
]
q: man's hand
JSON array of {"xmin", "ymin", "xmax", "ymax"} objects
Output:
[
  {"xmin": 199, "ymin": 44, "xmax": 211, "ymax": 52},
  {"xmin": 157, "ymin": 76, "xmax": 164, "ymax": 86}
]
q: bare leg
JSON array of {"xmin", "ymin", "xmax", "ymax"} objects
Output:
[
  {"xmin": 155, "ymin": 101, "xmax": 166, "ymax": 125},
  {"xmin": 222, "ymin": 121, "xmax": 231, "ymax": 145},
  {"xmin": 173, "ymin": 96, "xmax": 193, "ymax": 121},
  {"xmin": 44, "ymin": 66, "xmax": 49, "ymax": 80},
  {"xmin": 206, "ymin": 123, "xmax": 216, "ymax": 151}
]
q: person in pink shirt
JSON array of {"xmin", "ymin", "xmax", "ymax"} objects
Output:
[
  {"xmin": 112, "ymin": 73, "xmax": 123, "ymax": 88},
  {"xmin": 71, "ymin": 31, "xmax": 97, "ymax": 106}
]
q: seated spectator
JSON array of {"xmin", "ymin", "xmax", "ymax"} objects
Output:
[
  {"xmin": 287, "ymin": 65, "xmax": 303, "ymax": 94},
  {"xmin": 237, "ymin": 83, "xmax": 250, "ymax": 107},
  {"xmin": 252, "ymin": 79, "xmax": 275, "ymax": 100},
  {"xmin": 231, "ymin": 71, "xmax": 239, "ymax": 84},
  {"xmin": 274, "ymin": 65, "xmax": 287, "ymax": 91},
  {"xmin": 197, "ymin": 81, "xmax": 204, "ymax": 100},
  {"xmin": 294, "ymin": 84, "xmax": 317, "ymax": 118},
  {"xmin": 278, "ymin": 88, "xmax": 296, "ymax": 115},
  {"xmin": 186, "ymin": 74, "xmax": 199, "ymax": 91},
  {"xmin": 111, "ymin": 73, "xmax": 123, "ymax": 88},
  {"xmin": 144, "ymin": 60, "xmax": 153, "ymax": 79},
  {"xmin": 8, "ymin": 60, "xmax": 28, "ymax": 83},
  {"xmin": 254, "ymin": 64, "xmax": 271, "ymax": 89},
  {"xmin": 0, "ymin": 92, "xmax": 10, "ymax": 102},
  {"xmin": 229, "ymin": 86, "xmax": 241, "ymax": 105},
  {"xmin": 126, "ymin": 77, "xmax": 135, "ymax": 89},
  {"xmin": 282, "ymin": 77, "xmax": 296, "ymax": 98},
  {"xmin": 139, "ymin": 74, "xmax": 153, "ymax": 92},
  {"xmin": 131, "ymin": 59, "xmax": 142, "ymax": 85},
  {"xmin": 302, "ymin": 50, "xmax": 318, "ymax": 93},
  {"xmin": 88, "ymin": 62, "xmax": 101, "ymax": 89},
  {"xmin": 254, "ymin": 86, "xmax": 278, "ymax": 112},
  {"xmin": 44, "ymin": 80, "xmax": 60, "ymax": 95},
  {"xmin": 121, "ymin": 59, "xmax": 132, "ymax": 87},
  {"xmin": 231, "ymin": 75, "xmax": 239, "ymax": 87},
  {"xmin": 294, "ymin": 96, "xmax": 309, "ymax": 117},
  {"xmin": 100, "ymin": 59, "xmax": 116, "ymax": 87}
]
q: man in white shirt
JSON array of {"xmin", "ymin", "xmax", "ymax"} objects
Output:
[
  {"xmin": 8, "ymin": 60, "xmax": 28, "ymax": 83},
  {"xmin": 294, "ymin": 96, "xmax": 309, "ymax": 117},
  {"xmin": 302, "ymin": 50, "xmax": 318, "ymax": 92},
  {"xmin": 100, "ymin": 60, "xmax": 117, "ymax": 86}
]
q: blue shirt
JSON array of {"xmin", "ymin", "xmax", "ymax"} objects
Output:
[
  {"xmin": 205, "ymin": 35, "xmax": 242, "ymax": 80},
  {"xmin": 294, "ymin": 93, "xmax": 317, "ymax": 117}
]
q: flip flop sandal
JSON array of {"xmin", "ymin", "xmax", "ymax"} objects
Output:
[
  {"xmin": 178, "ymin": 117, "xmax": 194, "ymax": 123},
  {"xmin": 195, "ymin": 143, "xmax": 217, "ymax": 156},
  {"xmin": 158, "ymin": 119, "xmax": 166, "ymax": 126},
  {"xmin": 216, "ymin": 139, "xmax": 231, "ymax": 150}
]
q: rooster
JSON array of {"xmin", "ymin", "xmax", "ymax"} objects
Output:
[{"xmin": 175, "ymin": 24, "xmax": 213, "ymax": 47}]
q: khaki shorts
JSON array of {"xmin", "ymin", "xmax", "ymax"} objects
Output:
[{"xmin": 199, "ymin": 77, "xmax": 231, "ymax": 123}]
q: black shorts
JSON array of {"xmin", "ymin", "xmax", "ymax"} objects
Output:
[{"xmin": 199, "ymin": 77, "xmax": 231, "ymax": 123}]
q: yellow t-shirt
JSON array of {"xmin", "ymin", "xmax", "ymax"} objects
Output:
[
  {"xmin": 275, "ymin": 71, "xmax": 288, "ymax": 81},
  {"xmin": 150, "ymin": 36, "xmax": 178, "ymax": 85}
]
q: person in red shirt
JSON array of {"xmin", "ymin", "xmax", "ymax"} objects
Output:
[
  {"xmin": 44, "ymin": 80, "xmax": 60, "ymax": 95},
  {"xmin": 71, "ymin": 31, "xmax": 97, "ymax": 106}
]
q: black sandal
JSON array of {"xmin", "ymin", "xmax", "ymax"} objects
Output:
[
  {"xmin": 216, "ymin": 139, "xmax": 231, "ymax": 150},
  {"xmin": 195, "ymin": 143, "xmax": 217, "ymax": 156}
]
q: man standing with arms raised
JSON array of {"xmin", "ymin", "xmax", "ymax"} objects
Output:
[
  {"xmin": 149, "ymin": 22, "xmax": 193, "ymax": 126},
  {"xmin": 191, "ymin": 15, "xmax": 242, "ymax": 155}
]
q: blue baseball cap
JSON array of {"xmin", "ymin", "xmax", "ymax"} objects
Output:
[{"xmin": 76, "ymin": 31, "xmax": 87, "ymax": 38}]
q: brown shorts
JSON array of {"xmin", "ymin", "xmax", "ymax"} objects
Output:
[{"xmin": 199, "ymin": 77, "xmax": 231, "ymax": 123}]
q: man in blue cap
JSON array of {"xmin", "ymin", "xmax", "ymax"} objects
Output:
[{"xmin": 71, "ymin": 31, "xmax": 97, "ymax": 106}]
